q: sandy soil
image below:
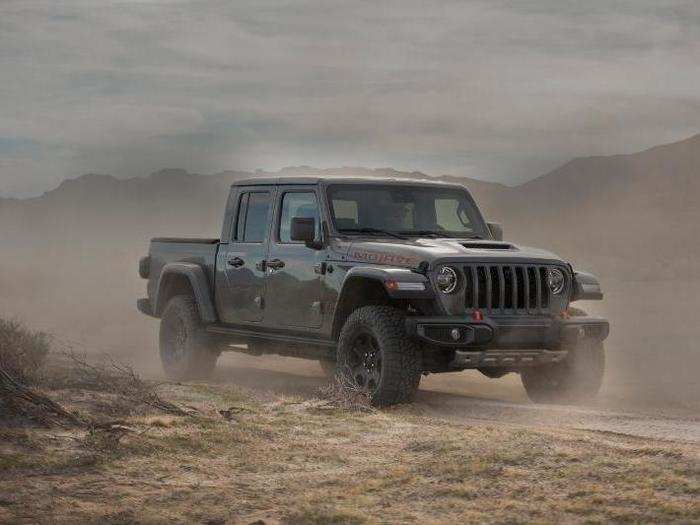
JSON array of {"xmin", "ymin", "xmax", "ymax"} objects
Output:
[{"xmin": 200, "ymin": 353, "xmax": 700, "ymax": 445}]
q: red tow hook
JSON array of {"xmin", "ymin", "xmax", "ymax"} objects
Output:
[{"xmin": 472, "ymin": 310, "xmax": 483, "ymax": 321}]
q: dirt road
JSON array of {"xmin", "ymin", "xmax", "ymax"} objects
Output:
[
  {"xmin": 210, "ymin": 353, "xmax": 700, "ymax": 444},
  {"xmin": 415, "ymin": 390, "xmax": 700, "ymax": 443}
]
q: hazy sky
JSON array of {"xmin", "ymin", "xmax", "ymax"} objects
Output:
[{"xmin": 1, "ymin": 0, "xmax": 699, "ymax": 197}]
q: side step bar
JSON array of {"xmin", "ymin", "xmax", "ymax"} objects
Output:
[{"xmin": 206, "ymin": 324, "xmax": 336, "ymax": 348}]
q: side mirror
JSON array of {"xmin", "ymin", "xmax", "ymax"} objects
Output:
[
  {"xmin": 487, "ymin": 222, "xmax": 503, "ymax": 241},
  {"xmin": 291, "ymin": 217, "xmax": 321, "ymax": 248}
]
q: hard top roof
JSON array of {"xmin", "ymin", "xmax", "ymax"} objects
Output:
[{"xmin": 231, "ymin": 176, "xmax": 462, "ymax": 188}]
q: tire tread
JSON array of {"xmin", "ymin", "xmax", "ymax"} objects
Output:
[
  {"xmin": 337, "ymin": 305, "xmax": 421, "ymax": 407},
  {"xmin": 159, "ymin": 295, "xmax": 219, "ymax": 380}
]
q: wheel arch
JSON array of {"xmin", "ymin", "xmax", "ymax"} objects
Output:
[
  {"xmin": 153, "ymin": 263, "xmax": 218, "ymax": 323},
  {"xmin": 332, "ymin": 274, "xmax": 390, "ymax": 341},
  {"xmin": 331, "ymin": 265, "xmax": 430, "ymax": 340}
]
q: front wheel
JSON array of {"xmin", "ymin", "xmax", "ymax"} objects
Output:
[
  {"xmin": 159, "ymin": 295, "xmax": 220, "ymax": 380},
  {"xmin": 336, "ymin": 306, "xmax": 421, "ymax": 407},
  {"xmin": 520, "ymin": 338, "xmax": 605, "ymax": 404}
]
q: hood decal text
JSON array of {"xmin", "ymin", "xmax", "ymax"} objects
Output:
[{"xmin": 348, "ymin": 249, "xmax": 421, "ymax": 267}]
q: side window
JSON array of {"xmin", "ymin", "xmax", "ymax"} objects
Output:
[
  {"xmin": 235, "ymin": 191, "xmax": 271, "ymax": 243},
  {"xmin": 279, "ymin": 192, "xmax": 320, "ymax": 243}
]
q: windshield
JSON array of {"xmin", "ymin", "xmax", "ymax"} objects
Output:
[{"xmin": 327, "ymin": 184, "xmax": 488, "ymax": 238}]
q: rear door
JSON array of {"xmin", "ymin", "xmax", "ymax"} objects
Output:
[
  {"xmin": 264, "ymin": 186, "xmax": 324, "ymax": 329},
  {"xmin": 216, "ymin": 187, "xmax": 274, "ymax": 324}
]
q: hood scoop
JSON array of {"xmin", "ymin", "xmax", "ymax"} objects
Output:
[{"xmin": 461, "ymin": 242, "xmax": 515, "ymax": 250}]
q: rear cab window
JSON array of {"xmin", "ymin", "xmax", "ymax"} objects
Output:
[{"xmin": 234, "ymin": 191, "xmax": 272, "ymax": 243}]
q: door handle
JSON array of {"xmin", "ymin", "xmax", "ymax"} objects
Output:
[
  {"xmin": 227, "ymin": 256, "xmax": 245, "ymax": 268},
  {"xmin": 266, "ymin": 258, "xmax": 285, "ymax": 270}
]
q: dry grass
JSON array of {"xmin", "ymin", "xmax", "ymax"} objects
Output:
[
  {"xmin": 1, "ymin": 320, "xmax": 191, "ymax": 428},
  {"xmin": 0, "ymin": 318, "xmax": 49, "ymax": 385},
  {"xmin": 0, "ymin": 323, "xmax": 193, "ymax": 460},
  {"xmin": 0, "ymin": 319, "xmax": 80, "ymax": 426},
  {"xmin": 1, "ymin": 379, "xmax": 698, "ymax": 524},
  {"xmin": 1, "ymin": 322, "xmax": 698, "ymax": 522},
  {"xmin": 317, "ymin": 374, "xmax": 376, "ymax": 413},
  {"xmin": 46, "ymin": 350, "xmax": 191, "ymax": 418}
]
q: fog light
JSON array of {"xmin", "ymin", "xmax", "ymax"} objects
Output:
[{"xmin": 450, "ymin": 328, "xmax": 461, "ymax": 341}]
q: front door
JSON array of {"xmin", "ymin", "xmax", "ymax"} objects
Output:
[
  {"xmin": 216, "ymin": 188, "xmax": 274, "ymax": 324},
  {"xmin": 265, "ymin": 187, "xmax": 324, "ymax": 329}
]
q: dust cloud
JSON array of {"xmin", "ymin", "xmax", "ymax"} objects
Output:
[{"xmin": 1, "ymin": 155, "xmax": 699, "ymax": 414}]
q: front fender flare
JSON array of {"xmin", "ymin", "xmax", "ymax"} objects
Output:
[
  {"xmin": 571, "ymin": 271, "xmax": 604, "ymax": 302},
  {"xmin": 340, "ymin": 266, "xmax": 433, "ymax": 300},
  {"xmin": 331, "ymin": 265, "xmax": 433, "ymax": 339},
  {"xmin": 153, "ymin": 263, "xmax": 218, "ymax": 323}
]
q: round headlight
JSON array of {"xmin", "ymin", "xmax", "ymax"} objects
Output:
[
  {"xmin": 548, "ymin": 268, "xmax": 566, "ymax": 295},
  {"xmin": 436, "ymin": 266, "xmax": 458, "ymax": 294}
]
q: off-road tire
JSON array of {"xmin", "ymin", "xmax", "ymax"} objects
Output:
[
  {"xmin": 159, "ymin": 295, "xmax": 220, "ymax": 380},
  {"xmin": 336, "ymin": 306, "xmax": 421, "ymax": 407},
  {"xmin": 520, "ymin": 338, "xmax": 605, "ymax": 404}
]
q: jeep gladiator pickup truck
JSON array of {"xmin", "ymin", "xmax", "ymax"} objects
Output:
[{"xmin": 138, "ymin": 177, "xmax": 609, "ymax": 406}]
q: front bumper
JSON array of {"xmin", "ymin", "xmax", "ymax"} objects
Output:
[{"xmin": 405, "ymin": 314, "xmax": 609, "ymax": 351}]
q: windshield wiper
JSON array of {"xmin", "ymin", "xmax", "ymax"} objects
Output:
[
  {"xmin": 337, "ymin": 227, "xmax": 407, "ymax": 240},
  {"xmin": 399, "ymin": 230, "xmax": 453, "ymax": 238}
]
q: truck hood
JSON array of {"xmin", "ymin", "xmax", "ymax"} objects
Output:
[{"xmin": 332, "ymin": 237, "xmax": 565, "ymax": 268}]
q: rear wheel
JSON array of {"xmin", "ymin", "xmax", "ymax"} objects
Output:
[
  {"xmin": 521, "ymin": 338, "xmax": 605, "ymax": 404},
  {"xmin": 159, "ymin": 295, "xmax": 220, "ymax": 380},
  {"xmin": 336, "ymin": 306, "xmax": 421, "ymax": 407}
]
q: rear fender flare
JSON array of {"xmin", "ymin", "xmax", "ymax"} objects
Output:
[{"xmin": 154, "ymin": 263, "xmax": 218, "ymax": 323}]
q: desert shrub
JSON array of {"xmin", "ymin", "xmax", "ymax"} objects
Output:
[
  {"xmin": 0, "ymin": 318, "xmax": 50, "ymax": 385},
  {"xmin": 318, "ymin": 374, "xmax": 375, "ymax": 413},
  {"xmin": 47, "ymin": 351, "xmax": 190, "ymax": 418}
]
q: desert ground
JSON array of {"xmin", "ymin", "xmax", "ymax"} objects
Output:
[{"xmin": 1, "ymin": 340, "xmax": 699, "ymax": 524}]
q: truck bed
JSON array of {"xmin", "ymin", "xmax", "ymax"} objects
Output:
[{"xmin": 147, "ymin": 238, "xmax": 220, "ymax": 302}]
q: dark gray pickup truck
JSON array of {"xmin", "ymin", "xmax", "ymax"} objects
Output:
[{"xmin": 138, "ymin": 176, "xmax": 609, "ymax": 406}]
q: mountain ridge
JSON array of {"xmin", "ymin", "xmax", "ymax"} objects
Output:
[
  {"xmin": 6, "ymin": 132, "xmax": 696, "ymax": 205},
  {"xmin": 1, "ymin": 133, "xmax": 698, "ymax": 279}
]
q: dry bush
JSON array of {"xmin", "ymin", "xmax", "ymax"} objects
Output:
[
  {"xmin": 0, "ymin": 318, "xmax": 50, "ymax": 385},
  {"xmin": 0, "ymin": 321, "xmax": 187, "ymax": 428},
  {"xmin": 317, "ymin": 374, "xmax": 375, "ymax": 413},
  {"xmin": 0, "ymin": 318, "xmax": 79, "ymax": 426},
  {"xmin": 48, "ymin": 349, "xmax": 190, "ymax": 417}
]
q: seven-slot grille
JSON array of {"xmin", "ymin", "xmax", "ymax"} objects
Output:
[{"xmin": 463, "ymin": 264, "xmax": 561, "ymax": 314}]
